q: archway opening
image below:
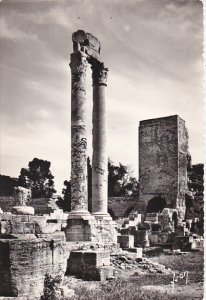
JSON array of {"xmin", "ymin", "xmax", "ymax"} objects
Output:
[{"xmin": 147, "ymin": 196, "xmax": 166, "ymax": 213}]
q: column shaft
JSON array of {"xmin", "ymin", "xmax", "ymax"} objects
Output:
[
  {"xmin": 70, "ymin": 51, "xmax": 88, "ymax": 213},
  {"xmin": 92, "ymin": 64, "xmax": 109, "ymax": 217}
]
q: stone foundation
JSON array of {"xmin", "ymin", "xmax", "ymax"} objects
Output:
[
  {"xmin": 65, "ymin": 215, "xmax": 117, "ymax": 245},
  {"xmin": 0, "ymin": 239, "xmax": 67, "ymax": 298},
  {"xmin": 67, "ymin": 250, "xmax": 113, "ymax": 280}
]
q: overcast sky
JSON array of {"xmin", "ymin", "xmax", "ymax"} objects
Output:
[{"xmin": 0, "ymin": 0, "xmax": 204, "ymax": 194}]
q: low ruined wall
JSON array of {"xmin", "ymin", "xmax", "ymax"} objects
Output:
[
  {"xmin": 108, "ymin": 197, "xmax": 137, "ymax": 218},
  {"xmin": 29, "ymin": 198, "xmax": 61, "ymax": 215},
  {"xmin": 0, "ymin": 197, "xmax": 62, "ymax": 216},
  {"xmin": 0, "ymin": 197, "xmax": 15, "ymax": 213},
  {"xmin": 0, "ymin": 214, "xmax": 63, "ymax": 236},
  {"xmin": 0, "ymin": 239, "xmax": 67, "ymax": 298}
]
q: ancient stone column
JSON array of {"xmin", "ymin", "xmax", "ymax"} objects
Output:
[
  {"xmin": 70, "ymin": 51, "xmax": 89, "ymax": 214},
  {"xmin": 91, "ymin": 62, "xmax": 110, "ymax": 218}
]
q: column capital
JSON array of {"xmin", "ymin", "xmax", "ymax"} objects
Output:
[{"xmin": 92, "ymin": 62, "xmax": 108, "ymax": 86}]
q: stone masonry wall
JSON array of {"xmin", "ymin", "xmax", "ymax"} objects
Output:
[
  {"xmin": 139, "ymin": 115, "xmax": 188, "ymax": 217},
  {"xmin": 177, "ymin": 117, "xmax": 188, "ymax": 218},
  {"xmin": 0, "ymin": 239, "xmax": 67, "ymax": 298},
  {"xmin": 0, "ymin": 197, "xmax": 62, "ymax": 215},
  {"xmin": 0, "ymin": 197, "xmax": 15, "ymax": 213}
]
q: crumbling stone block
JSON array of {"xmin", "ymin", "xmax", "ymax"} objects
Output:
[
  {"xmin": 0, "ymin": 239, "xmax": 67, "ymax": 297},
  {"xmin": 117, "ymin": 235, "xmax": 134, "ymax": 249},
  {"xmin": 13, "ymin": 187, "xmax": 31, "ymax": 207},
  {"xmin": 134, "ymin": 230, "xmax": 150, "ymax": 248},
  {"xmin": 67, "ymin": 250, "xmax": 112, "ymax": 281}
]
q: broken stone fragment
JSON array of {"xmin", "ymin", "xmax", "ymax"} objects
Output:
[{"xmin": 13, "ymin": 186, "xmax": 31, "ymax": 206}]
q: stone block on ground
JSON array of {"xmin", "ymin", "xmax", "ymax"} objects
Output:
[
  {"xmin": 67, "ymin": 250, "xmax": 112, "ymax": 281},
  {"xmin": 117, "ymin": 235, "xmax": 134, "ymax": 249},
  {"xmin": 125, "ymin": 247, "xmax": 142, "ymax": 259},
  {"xmin": 11, "ymin": 206, "xmax": 34, "ymax": 216},
  {"xmin": 173, "ymin": 236, "xmax": 191, "ymax": 251},
  {"xmin": 134, "ymin": 230, "xmax": 150, "ymax": 248}
]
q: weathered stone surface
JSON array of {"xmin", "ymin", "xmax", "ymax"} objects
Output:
[
  {"xmin": 72, "ymin": 30, "xmax": 101, "ymax": 60},
  {"xmin": 117, "ymin": 235, "xmax": 134, "ymax": 249},
  {"xmin": 65, "ymin": 216, "xmax": 117, "ymax": 245},
  {"xmin": 0, "ymin": 197, "xmax": 15, "ymax": 212},
  {"xmin": 145, "ymin": 213, "xmax": 159, "ymax": 223},
  {"xmin": 126, "ymin": 247, "xmax": 143, "ymax": 258},
  {"xmin": 11, "ymin": 206, "xmax": 34, "ymax": 215},
  {"xmin": 173, "ymin": 236, "xmax": 191, "ymax": 251},
  {"xmin": 70, "ymin": 51, "xmax": 88, "ymax": 213},
  {"xmin": 0, "ymin": 239, "xmax": 67, "ymax": 297},
  {"xmin": 0, "ymin": 196, "xmax": 64, "ymax": 217},
  {"xmin": 29, "ymin": 197, "xmax": 63, "ymax": 215},
  {"xmin": 13, "ymin": 187, "xmax": 31, "ymax": 206},
  {"xmin": 0, "ymin": 214, "xmax": 64, "ymax": 236},
  {"xmin": 91, "ymin": 62, "xmax": 109, "ymax": 218},
  {"xmin": 139, "ymin": 115, "xmax": 188, "ymax": 219},
  {"xmin": 134, "ymin": 230, "xmax": 150, "ymax": 248},
  {"xmin": 67, "ymin": 250, "xmax": 112, "ymax": 281}
]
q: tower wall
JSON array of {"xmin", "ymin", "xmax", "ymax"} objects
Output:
[{"xmin": 139, "ymin": 115, "xmax": 188, "ymax": 218}]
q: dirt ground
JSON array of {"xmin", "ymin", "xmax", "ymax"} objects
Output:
[{"xmin": 64, "ymin": 250, "xmax": 204, "ymax": 300}]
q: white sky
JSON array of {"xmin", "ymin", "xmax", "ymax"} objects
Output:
[{"xmin": 0, "ymin": 0, "xmax": 204, "ymax": 194}]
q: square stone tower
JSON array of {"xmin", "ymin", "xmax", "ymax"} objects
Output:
[{"xmin": 139, "ymin": 115, "xmax": 188, "ymax": 219}]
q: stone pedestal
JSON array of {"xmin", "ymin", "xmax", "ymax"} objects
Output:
[
  {"xmin": 134, "ymin": 230, "xmax": 150, "ymax": 248},
  {"xmin": 67, "ymin": 250, "xmax": 113, "ymax": 281},
  {"xmin": 117, "ymin": 235, "xmax": 134, "ymax": 249}
]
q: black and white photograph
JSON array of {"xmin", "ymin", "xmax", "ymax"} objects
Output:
[{"xmin": 0, "ymin": 0, "xmax": 204, "ymax": 299}]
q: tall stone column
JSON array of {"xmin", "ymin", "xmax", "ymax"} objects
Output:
[
  {"xmin": 70, "ymin": 51, "xmax": 89, "ymax": 215},
  {"xmin": 91, "ymin": 62, "xmax": 110, "ymax": 219}
]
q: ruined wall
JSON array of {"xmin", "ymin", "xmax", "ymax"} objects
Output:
[
  {"xmin": 0, "ymin": 196, "xmax": 15, "ymax": 212},
  {"xmin": 139, "ymin": 115, "xmax": 188, "ymax": 217},
  {"xmin": 0, "ymin": 197, "xmax": 62, "ymax": 215},
  {"xmin": 0, "ymin": 239, "xmax": 67, "ymax": 297},
  {"xmin": 177, "ymin": 117, "xmax": 188, "ymax": 217}
]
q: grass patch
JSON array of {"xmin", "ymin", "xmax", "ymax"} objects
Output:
[
  {"xmin": 68, "ymin": 252, "xmax": 203, "ymax": 300},
  {"xmin": 149, "ymin": 252, "xmax": 203, "ymax": 283},
  {"xmin": 73, "ymin": 279, "xmax": 194, "ymax": 300}
]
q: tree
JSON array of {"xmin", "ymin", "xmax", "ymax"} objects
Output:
[
  {"xmin": 108, "ymin": 159, "xmax": 139, "ymax": 197},
  {"xmin": 18, "ymin": 158, "xmax": 56, "ymax": 198},
  {"xmin": 56, "ymin": 180, "xmax": 71, "ymax": 212},
  {"xmin": 188, "ymin": 163, "xmax": 204, "ymax": 196},
  {"xmin": 0, "ymin": 175, "xmax": 19, "ymax": 196},
  {"xmin": 58, "ymin": 158, "xmax": 139, "ymax": 211}
]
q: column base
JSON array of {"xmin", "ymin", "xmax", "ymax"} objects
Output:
[
  {"xmin": 67, "ymin": 210, "xmax": 92, "ymax": 219},
  {"xmin": 92, "ymin": 212, "xmax": 112, "ymax": 220},
  {"xmin": 65, "ymin": 211, "xmax": 117, "ymax": 244},
  {"xmin": 65, "ymin": 212, "xmax": 96, "ymax": 242}
]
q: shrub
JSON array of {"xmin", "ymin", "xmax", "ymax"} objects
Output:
[{"xmin": 40, "ymin": 274, "xmax": 73, "ymax": 300}]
